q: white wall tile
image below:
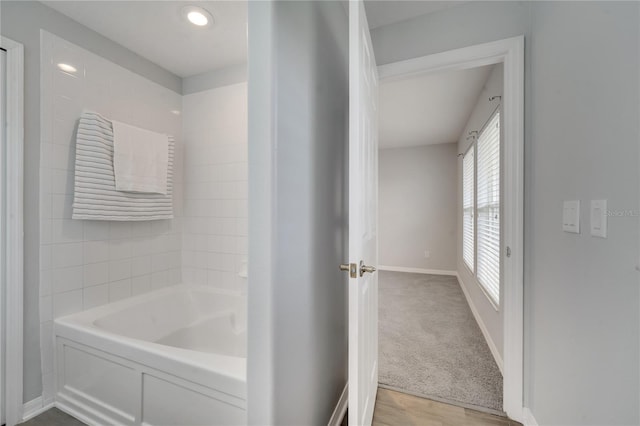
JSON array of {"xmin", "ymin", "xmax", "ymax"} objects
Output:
[
  {"xmin": 83, "ymin": 262, "xmax": 109, "ymax": 287},
  {"xmin": 83, "ymin": 222, "xmax": 110, "ymax": 241},
  {"xmin": 40, "ymin": 296, "xmax": 52, "ymax": 322},
  {"xmin": 108, "ymin": 279, "xmax": 132, "ymax": 302},
  {"xmin": 51, "ymin": 242, "xmax": 84, "ymax": 268},
  {"xmin": 109, "ymin": 222, "xmax": 132, "ymax": 240},
  {"xmin": 51, "ymin": 219, "xmax": 84, "ymax": 243},
  {"xmin": 51, "ymin": 194, "xmax": 73, "ymax": 219},
  {"xmin": 50, "ymin": 170, "xmax": 73, "ymax": 195},
  {"xmin": 53, "ymin": 289, "xmax": 83, "ymax": 317},
  {"xmin": 131, "ymin": 255, "xmax": 152, "ymax": 277},
  {"xmin": 40, "ymin": 245, "xmax": 52, "ymax": 270},
  {"xmin": 150, "ymin": 271, "xmax": 169, "ymax": 290},
  {"xmin": 83, "ymin": 284, "xmax": 109, "ymax": 309},
  {"xmin": 41, "ymin": 219, "xmax": 53, "ymax": 245},
  {"xmin": 83, "ymin": 240, "xmax": 109, "ymax": 264},
  {"xmin": 41, "ymin": 194, "xmax": 52, "ymax": 220},
  {"xmin": 40, "ymin": 273, "xmax": 52, "ymax": 297},
  {"xmin": 39, "ymin": 34, "xmax": 185, "ymax": 392},
  {"xmin": 108, "ymin": 240, "xmax": 133, "ymax": 260},
  {"xmin": 52, "ymin": 266, "xmax": 83, "ymax": 293},
  {"xmin": 182, "ymin": 83, "xmax": 247, "ymax": 291},
  {"xmin": 51, "ymin": 144, "xmax": 73, "ymax": 170},
  {"xmin": 131, "ymin": 275, "xmax": 151, "ymax": 296},
  {"xmin": 40, "ymin": 167, "xmax": 53, "ymax": 197},
  {"xmin": 109, "ymin": 259, "xmax": 132, "ymax": 282}
]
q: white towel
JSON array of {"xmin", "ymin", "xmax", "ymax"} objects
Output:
[
  {"xmin": 72, "ymin": 111, "xmax": 174, "ymax": 221},
  {"xmin": 112, "ymin": 120, "xmax": 169, "ymax": 194}
]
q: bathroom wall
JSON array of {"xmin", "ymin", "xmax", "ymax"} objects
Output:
[
  {"xmin": 0, "ymin": 0, "xmax": 181, "ymax": 403},
  {"xmin": 39, "ymin": 31, "xmax": 183, "ymax": 406},
  {"xmin": 181, "ymin": 82, "xmax": 248, "ymax": 291}
]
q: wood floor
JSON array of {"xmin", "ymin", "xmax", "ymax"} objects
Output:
[{"xmin": 372, "ymin": 388, "xmax": 522, "ymax": 426}]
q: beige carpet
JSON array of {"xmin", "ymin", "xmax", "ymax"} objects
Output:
[{"xmin": 378, "ymin": 271, "xmax": 504, "ymax": 415}]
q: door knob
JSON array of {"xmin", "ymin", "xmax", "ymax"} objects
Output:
[{"xmin": 359, "ymin": 260, "xmax": 376, "ymax": 277}]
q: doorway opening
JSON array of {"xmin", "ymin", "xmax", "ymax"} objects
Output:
[
  {"xmin": 377, "ymin": 62, "xmax": 504, "ymax": 415},
  {"xmin": 373, "ymin": 36, "xmax": 524, "ymax": 422}
]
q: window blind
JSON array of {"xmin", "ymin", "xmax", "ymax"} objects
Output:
[
  {"xmin": 476, "ymin": 111, "xmax": 500, "ymax": 305},
  {"xmin": 462, "ymin": 147, "xmax": 475, "ymax": 272}
]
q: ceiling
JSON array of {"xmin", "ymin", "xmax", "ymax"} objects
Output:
[
  {"xmin": 364, "ymin": 0, "xmax": 467, "ymax": 29},
  {"xmin": 42, "ymin": 1, "xmax": 247, "ymax": 78},
  {"xmin": 379, "ymin": 65, "xmax": 494, "ymax": 149},
  {"xmin": 40, "ymin": 1, "xmax": 466, "ymax": 77}
]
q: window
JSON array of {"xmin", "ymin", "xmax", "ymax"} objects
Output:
[
  {"xmin": 462, "ymin": 147, "xmax": 475, "ymax": 271},
  {"xmin": 462, "ymin": 110, "xmax": 501, "ymax": 306}
]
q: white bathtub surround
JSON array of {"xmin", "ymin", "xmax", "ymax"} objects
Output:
[
  {"xmin": 40, "ymin": 31, "xmax": 183, "ymax": 406},
  {"xmin": 55, "ymin": 285, "xmax": 246, "ymax": 425},
  {"xmin": 182, "ymin": 83, "xmax": 248, "ymax": 291}
]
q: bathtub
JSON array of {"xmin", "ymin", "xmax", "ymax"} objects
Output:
[{"xmin": 54, "ymin": 284, "xmax": 247, "ymax": 426}]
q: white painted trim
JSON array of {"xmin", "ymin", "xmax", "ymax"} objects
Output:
[
  {"xmin": 456, "ymin": 273, "xmax": 503, "ymax": 374},
  {"xmin": 378, "ymin": 37, "xmax": 519, "ymax": 81},
  {"xmin": 1, "ymin": 35, "xmax": 25, "ymax": 426},
  {"xmin": 55, "ymin": 401, "xmax": 101, "ymax": 426},
  {"xmin": 21, "ymin": 397, "xmax": 53, "ymax": 423},
  {"xmin": 378, "ymin": 265, "xmax": 457, "ymax": 276},
  {"xmin": 378, "ymin": 36, "xmax": 525, "ymax": 423},
  {"xmin": 523, "ymin": 407, "xmax": 539, "ymax": 426},
  {"xmin": 327, "ymin": 383, "xmax": 348, "ymax": 426}
]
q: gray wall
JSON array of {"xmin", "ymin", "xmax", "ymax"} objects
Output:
[
  {"xmin": 371, "ymin": 2, "xmax": 639, "ymax": 424},
  {"xmin": 182, "ymin": 63, "xmax": 247, "ymax": 95},
  {"xmin": 247, "ymin": 1, "xmax": 349, "ymax": 424},
  {"xmin": 457, "ymin": 64, "xmax": 504, "ymax": 360},
  {"xmin": 0, "ymin": 0, "xmax": 181, "ymax": 403},
  {"xmin": 379, "ymin": 144, "xmax": 457, "ymax": 272}
]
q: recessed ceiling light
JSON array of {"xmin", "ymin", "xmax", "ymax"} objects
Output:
[
  {"xmin": 57, "ymin": 63, "xmax": 77, "ymax": 73},
  {"xmin": 188, "ymin": 11, "xmax": 208, "ymax": 26},
  {"xmin": 171, "ymin": 110, "xmax": 181, "ymax": 116},
  {"xmin": 182, "ymin": 6, "xmax": 213, "ymax": 27}
]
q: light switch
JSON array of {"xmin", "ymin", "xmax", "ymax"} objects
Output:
[
  {"xmin": 563, "ymin": 200, "xmax": 580, "ymax": 234},
  {"xmin": 590, "ymin": 200, "xmax": 607, "ymax": 238}
]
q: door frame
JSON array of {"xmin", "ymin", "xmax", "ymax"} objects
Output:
[
  {"xmin": 0, "ymin": 35, "xmax": 25, "ymax": 426},
  {"xmin": 377, "ymin": 36, "xmax": 525, "ymax": 422}
]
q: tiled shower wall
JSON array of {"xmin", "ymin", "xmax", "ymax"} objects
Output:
[
  {"xmin": 181, "ymin": 83, "xmax": 248, "ymax": 291},
  {"xmin": 39, "ymin": 31, "xmax": 183, "ymax": 404}
]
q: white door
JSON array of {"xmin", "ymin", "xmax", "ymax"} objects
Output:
[
  {"xmin": 347, "ymin": 1, "xmax": 379, "ymax": 424},
  {"xmin": 0, "ymin": 47, "xmax": 6, "ymax": 426}
]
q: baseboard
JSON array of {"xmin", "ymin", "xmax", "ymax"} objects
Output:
[
  {"xmin": 378, "ymin": 265, "xmax": 457, "ymax": 276},
  {"xmin": 523, "ymin": 407, "xmax": 539, "ymax": 426},
  {"xmin": 22, "ymin": 396, "xmax": 54, "ymax": 422},
  {"xmin": 456, "ymin": 273, "xmax": 504, "ymax": 374},
  {"xmin": 328, "ymin": 383, "xmax": 348, "ymax": 426}
]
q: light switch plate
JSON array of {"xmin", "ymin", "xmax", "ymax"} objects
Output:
[
  {"xmin": 590, "ymin": 199, "xmax": 607, "ymax": 238},
  {"xmin": 563, "ymin": 200, "xmax": 580, "ymax": 233}
]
